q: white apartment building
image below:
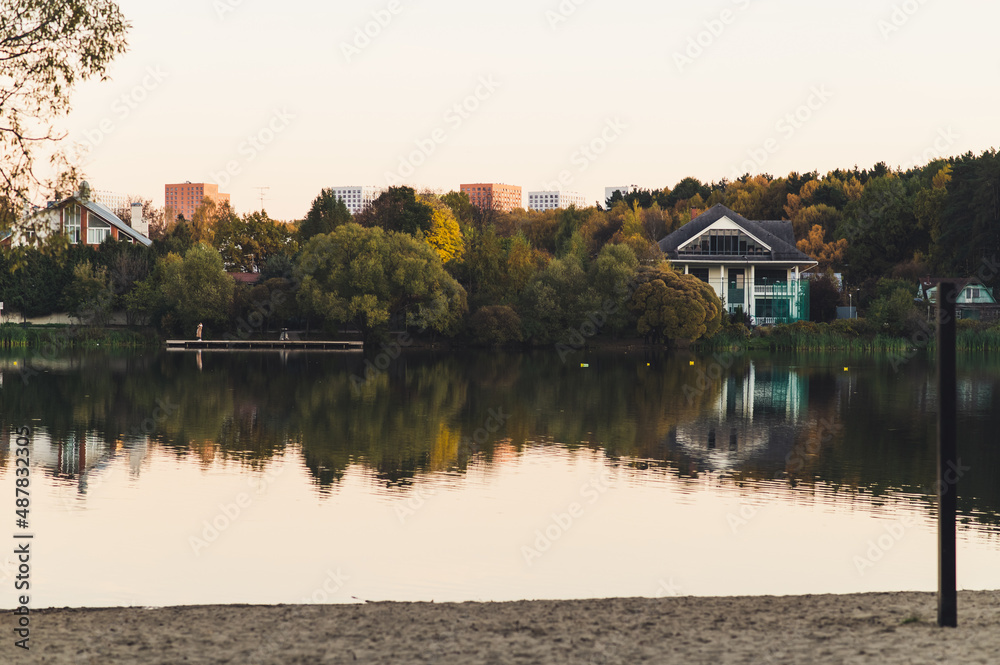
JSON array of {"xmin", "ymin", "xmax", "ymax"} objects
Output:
[
  {"xmin": 331, "ymin": 186, "xmax": 379, "ymax": 215},
  {"xmin": 91, "ymin": 189, "xmax": 130, "ymax": 213},
  {"xmin": 605, "ymin": 184, "xmax": 640, "ymax": 203},
  {"xmin": 527, "ymin": 190, "xmax": 587, "ymax": 211}
]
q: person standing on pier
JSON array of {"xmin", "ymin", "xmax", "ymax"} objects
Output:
[{"xmin": 196, "ymin": 322, "xmax": 203, "ymax": 341}]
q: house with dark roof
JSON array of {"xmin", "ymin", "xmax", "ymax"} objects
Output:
[
  {"xmin": 11, "ymin": 182, "xmax": 152, "ymax": 249},
  {"xmin": 919, "ymin": 278, "xmax": 1000, "ymax": 322},
  {"xmin": 658, "ymin": 204, "xmax": 818, "ymax": 324}
]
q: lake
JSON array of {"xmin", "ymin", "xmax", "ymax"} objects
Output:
[{"xmin": 0, "ymin": 347, "xmax": 997, "ymax": 608}]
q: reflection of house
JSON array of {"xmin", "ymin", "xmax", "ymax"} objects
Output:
[
  {"xmin": 671, "ymin": 362, "xmax": 806, "ymax": 470},
  {"xmin": 12, "ymin": 182, "xmax": 152, "ymax": 248},
  {"xmin": 658, "ymin": 205, "xmax": 817, "ymax": 324},
  {"xmin": 919, "ymin": 278, "xmax": 1000, "ymax": 322}
]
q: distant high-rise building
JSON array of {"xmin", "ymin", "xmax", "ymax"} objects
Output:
[
  {"xmin": 605, "ymin": 185, "xmax": 640, "ymax": 205},
  {"xmin": 331, "ymin": 186, "xmax": 379, "ymax": 215},
  {"xmin": 527, "ymin": 190, "xmax": 587, "ymax": 211},
  {"xmin": 460, "ymin": 183, "xmax": 522, "ymax": 212},
  {"xmin": 89, "ymin": 189, "xmax": 130, "ymax": 213},
  {"xmin": 164, "ymin": 182, "xmax": 230, "ymax": 221}
]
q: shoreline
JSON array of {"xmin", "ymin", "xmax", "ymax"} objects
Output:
[{"xmin": 9, "ymin": 590, "xmax": 999, "ymax": 664}]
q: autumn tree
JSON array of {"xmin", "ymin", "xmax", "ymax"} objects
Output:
[
  {"xmin": 628, "ymin": 266, "xmax": 722, "ymax": 345},
  {"xmin": 419, "ymin": 195, "xmax": 464, "ymax": 264},
  {"xmin": 0, "ymin": 0, "xmax": 129, "ymax": 209},
  {"xmin": 796, "ymin": 224, "xmax": 848, "ymax": 272}
]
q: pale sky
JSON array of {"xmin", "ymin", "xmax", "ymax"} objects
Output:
[{"xmin": 57, "ymin": 0, "xmax": 999, "ymax": 221}]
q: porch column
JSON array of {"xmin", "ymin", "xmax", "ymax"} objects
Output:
[{"xmin": 748, "ymin": 264, "xmax": 755, "ymax": 319}]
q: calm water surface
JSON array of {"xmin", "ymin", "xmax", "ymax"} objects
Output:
[{"xmin": 0, "ymin": 348, "xmax": 998, "ymax": 608}]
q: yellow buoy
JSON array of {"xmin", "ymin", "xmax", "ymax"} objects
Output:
[
  {"xmin": 844, "ymin": 367, "xmax": 849, "ymax": 372},
  {"xmin": 689, "ymin": 361, "xmax": 695, "ymax": 366}
]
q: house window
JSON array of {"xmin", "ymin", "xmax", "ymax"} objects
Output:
[
  {"xmin": 65, "ymin": 205, "xmax": 81, "ymax": 243},
  {"xmin": 968, "ymin": 288, "xmax": 980, "ymax": 300},
  {"xmin": 88, "ymin": 220, "xmax": 111, "ymax": 245},
  {"xmin": 689, "ymin": 268, "xmax": 710, "ymax": 283},
  {"xmin": 683, "ymin": 229, "xmax": 766, "ymax": 256}
]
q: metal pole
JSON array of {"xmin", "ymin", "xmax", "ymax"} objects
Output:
[{"xmin": 937, "ymin": 281, "xmax": 957, "ymax": 628}]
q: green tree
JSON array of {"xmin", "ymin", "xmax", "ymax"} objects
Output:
[
  {"xmin": 159, "ymin": 243, "xmax": 235, "ymax": 333},
  {"xmin": 299, "ymin": 189, "xmax": 352, "ymax": 242},
  {"xmin": 590, "ymin": 243, "xmax": 639, "ymax": 335},
  {"xmin": 0, "ymin": 0, "xmax": 129, "ymax": 210},
  {"xmin": 214, "ymin": 210, "xmax": 296, "ymax": 273},
  {"xmin": 440, "ymin": 190, "xmax": 477, "ymax": 227},
  {"xmin": 63, "ymin": 261, "xmax": 113, "ymax": 326},
  {"xmin": 294, "ymin": 224, "xmax": 467, "ymax": 344},
  {"xmin": 355, "ymin": 186, "xmax": 433, "ymax": 236},
  {"xmin": 518, "ymin": 257, "xmax": 591, "ymax": 343}
]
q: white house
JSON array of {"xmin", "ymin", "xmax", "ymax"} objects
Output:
[
  {"xmin": 331, "ymin": 186, "xmax": 379, "ymax": 215},
  {"xmin": 658, "ymin": 204, "xmax": 817, "ymax": 324},
  {"xmin": 527, "ymin": 190, "xmax": 587, "ymax": 211}
]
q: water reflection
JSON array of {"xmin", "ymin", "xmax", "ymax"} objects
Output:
[{"xmin": 0, "ymin": 349, "xmax": 998, "ymax": 533}]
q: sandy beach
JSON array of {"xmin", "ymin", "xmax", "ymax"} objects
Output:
[{"xmin": 5, "ymin": 590, "xmax": 997, "ymax": 664}]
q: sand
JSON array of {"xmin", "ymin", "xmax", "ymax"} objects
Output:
[{"xmin": 5, "ymin": 591, "xmax": 998, "ymax": 664}]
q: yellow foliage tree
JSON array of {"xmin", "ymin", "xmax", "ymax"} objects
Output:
[
  {"xmin": 796, "ymin": 224, "xmax": 847, "ymax": 271},
  {"xmin": 419, "ymin": 195, "xmax": 464, "ymax": 263}
]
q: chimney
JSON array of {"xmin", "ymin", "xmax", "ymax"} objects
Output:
[{"xmin": 130, "ymin": 202, "xmax": 148, "ymax": 237}]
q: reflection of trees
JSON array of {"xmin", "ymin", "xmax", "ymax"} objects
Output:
[{"xmin": 1, "ymin": 348, "xmax": 998, "ymax": 530}]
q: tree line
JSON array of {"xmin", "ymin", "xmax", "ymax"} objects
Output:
[{"xmin": 2, "ymin": 148, "xmax": 999, "ymax": 346}]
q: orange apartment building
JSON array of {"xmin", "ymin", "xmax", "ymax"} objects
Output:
[
  {"xmin": 164, "ymin": 182, "xmax": 231, "ymax": 221},
  {"xmin": 460, "ymin": 183, "xmax": 522, "ymax": 212}
]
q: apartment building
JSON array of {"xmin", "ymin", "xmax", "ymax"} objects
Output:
[
  {"xmin": 164, "ymin": 182, "xmax": 230, "ymax": 221},
  {"xmin": 605, "ymin": 184, "xmax": 640, "ymax": 204},
  {"xmin": 331, "ymin": 186, "xmax": 379, "ymax": 215},
  {"xmin": 527, "ymin": 190, "xmax": 587, "ymax": 211},
  {"xmin": 460, "ymin": 183, "xmax": 522, "ymax": 212}
]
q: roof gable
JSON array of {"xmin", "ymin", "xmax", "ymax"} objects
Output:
[
  {"xmin": 659, "ymin": 204, "xmax": 815, "ymax": 264},
  {"xmin": 676, "ymin": 215, "xmax": 773, "ymax": 252},
  {"xmin": 46, "ymin": 196, "xmax": 153, "ymax": 247}
]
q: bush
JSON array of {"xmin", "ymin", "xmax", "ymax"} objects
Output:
[{"xmin": 469, "ymin": 306, "xmax": 522, "ymax": 346}]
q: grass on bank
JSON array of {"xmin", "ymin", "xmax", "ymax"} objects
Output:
[
  {"xmin": 0, "ymin": 323, "xmax": 157, "ymax": 349},
  {"xmin": 698, "ymin": 318, "xmax": 1000, "ymax": 352}
]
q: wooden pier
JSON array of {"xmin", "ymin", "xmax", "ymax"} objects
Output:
[{"xmin": 166, "ymin": 339, "xmax": 363, "ymax": 351}]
